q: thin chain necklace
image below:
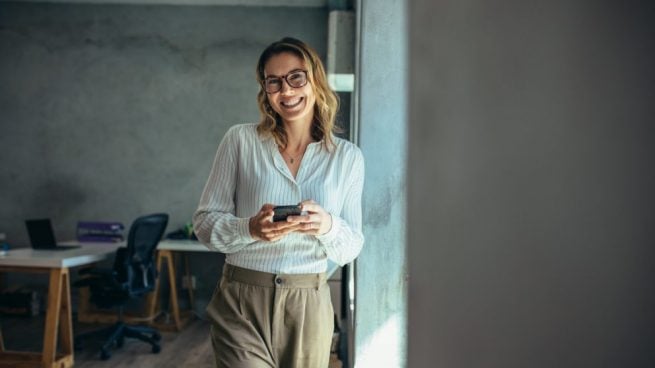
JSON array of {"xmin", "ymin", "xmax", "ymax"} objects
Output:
[{"xmin": 280, "ymin": 145, "xmax": 307, "ymax": 164}]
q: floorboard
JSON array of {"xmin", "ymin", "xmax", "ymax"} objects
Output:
[
  {"xmin": 1, "ymin": 314, "xmax": 343, "ymax": 367},
  {"xmin": 1, "ymin": 314, "xmax": 214, "ymax": 368}
]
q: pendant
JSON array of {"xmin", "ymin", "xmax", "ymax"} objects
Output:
[{"xmin": 290, "ymin": 158, "xmax": 295, "ymax": 164}]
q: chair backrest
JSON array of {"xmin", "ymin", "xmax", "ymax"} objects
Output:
[{"xmin": 114, "ymin": 213, "xmax": 168, "ymax": 295}]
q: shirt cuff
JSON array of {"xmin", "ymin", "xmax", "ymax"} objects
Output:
[
  {"xmin": 316, "ymin": 213, "xmax": 339, "ymax": 244},
  {"xmin": 236, "ymin": 217, "xmax": 256, "ymax": 244}
]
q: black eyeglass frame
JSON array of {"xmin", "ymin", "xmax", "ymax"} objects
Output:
[{"xmin": 262, "ymin": 69, "xmax": 309, "ymax": 94}]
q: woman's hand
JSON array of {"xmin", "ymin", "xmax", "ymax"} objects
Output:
[
  {"xmin": 288, "ymin": 200, "xmax": 333, "ymax": 236},
  {"xmin": 249, "ymin": 204, "xmax": 301, "ymax": 242}
]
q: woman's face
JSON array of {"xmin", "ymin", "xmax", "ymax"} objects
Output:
[{"xmin": 264, "ymin": 52, "xmax": 316, "ymax": 127}]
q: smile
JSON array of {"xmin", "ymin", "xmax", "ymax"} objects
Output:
[{"xmin": 280, "ymin": 97, "xmax": 303, "ymax": 109}]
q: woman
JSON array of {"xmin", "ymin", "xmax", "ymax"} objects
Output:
[{"xmin": 193, "ymin": 37, "xmax": 365, "ymax": 368}]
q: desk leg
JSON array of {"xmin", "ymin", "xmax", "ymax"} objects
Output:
[
  {"xmin": 148, "ymin": 250, "xmax": 183, "ymax": 331},
  {"xmin": 164, "ymin": 251, "xmax": 182, "ymax": 330},
  {"xmin": 146, "ymin": 252, "xmax": 165, "ymax": 321},
  {"xmin": 184, "ymin": 254, "xmax": 195, "ymax": 312},
  {"xmin": 42, "ymin": 267, "xmax": 73, "ymax": 368},
  {"xmin": 58, "ymin": 271, "xmax": 73, "ymax": 357}
]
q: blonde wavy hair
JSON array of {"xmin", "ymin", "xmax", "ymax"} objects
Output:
[{"xmin": 255, "ymin": 37, "xmax": 340, "ymax": 150}]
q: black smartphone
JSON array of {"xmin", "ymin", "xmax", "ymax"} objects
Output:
[{"xmin": 273, "ymin": 205, "xmax": 302, "ymax": 222}]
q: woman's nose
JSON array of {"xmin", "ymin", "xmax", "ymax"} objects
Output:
[{"xmin": 279, "ymin": 79, "xmax": 294, "ymax": 94}]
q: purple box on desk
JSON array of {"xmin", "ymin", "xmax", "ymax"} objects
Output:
[{"xmin": 76, "ymin": 221, "xmax": 125, "ymax": 242}]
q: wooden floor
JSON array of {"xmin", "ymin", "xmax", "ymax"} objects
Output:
[
  {"xmin": 1, "ymin": 315, "xmax": 214, "ymax": 368},
  {"xmin": 1, "ymin": 314, "xmax": 343, "ymax": 367}
]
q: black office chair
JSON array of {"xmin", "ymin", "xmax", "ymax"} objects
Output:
[{"xmin": 74, "ymin": 213, "xmax": 168, "ymax": 360}]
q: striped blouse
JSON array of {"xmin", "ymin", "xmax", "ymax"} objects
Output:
[{"xmin": 193, "ymin": 123, "xmax": 365, "ymax": 274}]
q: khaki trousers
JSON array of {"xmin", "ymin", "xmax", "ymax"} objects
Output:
[{"xmin": 206, "ymin": 264, "xmax": 333, "ymax": 368}]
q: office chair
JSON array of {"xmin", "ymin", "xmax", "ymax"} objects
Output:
[{"xmin": 74, "ymin": 213, "xmax": 168, "ymax": 360}]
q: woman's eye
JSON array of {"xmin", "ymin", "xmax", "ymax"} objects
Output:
[
  {"xmin": 292, "ymin": 72, "xmax": 307, "ymax": 82},
  {"xmin": 266, "ymin": 79, "xmax": 281, "ymax": 87}
]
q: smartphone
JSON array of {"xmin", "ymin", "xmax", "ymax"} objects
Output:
[{"xmin": 273, "ymin": 205, "xmax": 302, "ymax": 222}]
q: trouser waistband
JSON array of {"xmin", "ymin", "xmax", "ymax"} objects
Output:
[{"xmin": 222, "ymin": 263, "xmax": 327, "ymax": 289}]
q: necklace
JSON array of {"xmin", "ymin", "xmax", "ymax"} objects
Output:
[{"xmin": 280, "ymin": 146, "xmax": 306, "ymax": 164}]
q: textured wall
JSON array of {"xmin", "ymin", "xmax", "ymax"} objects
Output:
[
  {"xmin": 0, "ymin": 2, "xmax": 327, "ymax": 314},
  {"xmin": 355, "ymin": 0, "xmax": 407, "ymax": 366},
  {"xmin": 408, "ymin": 1, "xmax": 655, "ymax": 367}
]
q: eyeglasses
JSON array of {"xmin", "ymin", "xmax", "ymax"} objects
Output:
[{"xmin": 262, "ymin": 69, "xmax": 308, "ymax": 94}]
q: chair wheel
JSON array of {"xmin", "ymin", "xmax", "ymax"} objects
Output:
[
  {"xmin": 116, "ymin": 337, "xmax": 125, "ymax": 348},
  {"xmin": 100, "ymin": 349, "xmax": 111, "ymax": 360},
  {"xmin": 151, "ymin": 332, "xmax": 162, "ymax": 342},
  {"xmin": 152, "ymin": 344, "xmax": 161, "ymax": 354}
]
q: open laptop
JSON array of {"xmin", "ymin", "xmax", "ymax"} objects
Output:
[{"xmin": 25, "ymin": 219, "xmax": 80, "ymax": 251}]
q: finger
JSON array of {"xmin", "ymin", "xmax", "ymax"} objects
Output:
[
  {"xmin": 287, "ymin": 214, "xmax": 321, "ymax": 223},
  {"xmin": 266, "ymin": 226, "xmax": 299, "ymax": 241},
  {"xmin": 263, "ymin": 229, "xmax": 282, "ymax": 240},
  {"xmin": 281, "ymin": 223, "xmax": 305, "ymax": 233},
  {"xmin": 260, "ymin": 225, "xmax": 276, "ymax": 233},
  {"xmin": 271, "ymin": 223, "xmax": 305, "ymax": 236},
  {"xmin": 300, "ymin": 203, "xmax": 323, "ymax": 214},
  {"xmin": 258, "ymin": 212, "xmax": 274, "ymax": 225},
  {"xmin": 286, "ymin": 214, "xmax": 312, "ymax": 223},
  {"xmin": 268, "ymin": 221, "xmax": 300, "ymax": 231},
  {"xmin": 261, "ymin": 221, "xmax": 297, "ymax": 233},
  {"xmin": 299, "ymin": 222, "xmax": 317, "ymax": 231},
  {"xmin": 308, "ymin": 214, "xmax": 322, "ymax": 223},
  {"xmin": 261, "ymin": 203, "xmax": 275, "ymax": 212}
]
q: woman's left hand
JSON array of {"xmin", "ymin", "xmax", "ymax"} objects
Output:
[{"xmin": 287, "ymin": 199, "xmax": 332, "ymax": 236}]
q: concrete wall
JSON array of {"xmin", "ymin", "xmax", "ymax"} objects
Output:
[
  {"xmin": 355, "ymin": 0, "xmax": 407, "ymax": 366},
  {"xmin": 408, "ymin": 1, "xmax": 655, "ymax": 367},
  {"xmin": 0, "ymin": 1, "xmax": 327, "ymax": 313}
]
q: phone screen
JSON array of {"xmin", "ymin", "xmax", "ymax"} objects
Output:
[{"xmin": 272, "ymin": 205, "xmax": 302, "ymax": 222}]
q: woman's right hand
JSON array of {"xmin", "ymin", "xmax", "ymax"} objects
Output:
[{"xmin": 248, "ymin": 204, "xmax": 301, "ymax": 242}]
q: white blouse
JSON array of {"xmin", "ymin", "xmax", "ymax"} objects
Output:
[{"xmin": 193, "ymin": 123, "xmax": 365, "ymax": 274}]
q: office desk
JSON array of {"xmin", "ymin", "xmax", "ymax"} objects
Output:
[{"xmin": 0, "ymin": 243, "xmax": 119, "ymax": 368}]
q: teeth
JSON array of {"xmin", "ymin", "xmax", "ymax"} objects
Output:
[{"xmin": 281, "ymin": 98, "xmax": 302, "ymax": 108}]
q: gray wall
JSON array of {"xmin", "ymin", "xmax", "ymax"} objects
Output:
[
  {"xmin": 355, "ymin": 0, "xmax": 406, "ymax": 366},
  {"xmin": 0, "ymin": 1, "xmax": 327, "ymax": 313},
  {"xmin": 408, "ymin": 1, "xmax": 655, "ymax": 367}
]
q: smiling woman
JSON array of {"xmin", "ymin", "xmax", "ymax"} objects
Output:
[
  {"xmin": 192, "ymin": 37, "xmax": 365, "ymax": 368},
  {"xmin": 262, "ymin": 54, "xmax": 317, "ymax": 143},
  {"xmin": 256, "ymin": 37, "xmax": 340, "ymax": 153}
]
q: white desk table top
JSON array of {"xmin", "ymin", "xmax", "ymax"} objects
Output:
[
  {"xmin": 0, "ymin": 242, "xmax": 121, "ymax": 269},
  {"xmin": 158, "ymin": 239, "xmax": 209, "ymax": 252},
  {"xmin": 0, "ymin": 240, "xmax": 340, "ymax": 276}
]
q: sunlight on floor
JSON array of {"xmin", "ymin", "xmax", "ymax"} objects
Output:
[{"xmin": 355, "ymin": 312, "xmax": 403, "ymax": 367}]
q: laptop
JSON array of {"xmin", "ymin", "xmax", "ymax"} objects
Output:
[{"xmin": 25, "ymin": 219, "xmax": 80, "ymax": 251}]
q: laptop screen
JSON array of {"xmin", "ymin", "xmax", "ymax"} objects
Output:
[{"xmin": 25, "ymin": 219, "xmax": 57, "ymax": 249}]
